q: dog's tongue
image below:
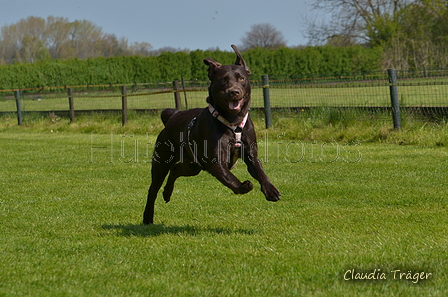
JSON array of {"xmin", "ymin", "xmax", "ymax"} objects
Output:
[{"xmin": 229, "ymin": 100, "xmax": 242, "ymax": 110}]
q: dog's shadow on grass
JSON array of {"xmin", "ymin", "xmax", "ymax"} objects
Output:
[{"xmin": 102, "ymin": 223, "xmax": 256, "ymax": 237}]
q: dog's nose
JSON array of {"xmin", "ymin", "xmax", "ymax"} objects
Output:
[{"xmin": 229, "ymin": 89, "xmax": 241, "ymax": 97}]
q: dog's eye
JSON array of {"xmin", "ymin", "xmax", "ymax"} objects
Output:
[{"xmin": 238, "ymin": 77, "xmax": 245, "ymax": 82}]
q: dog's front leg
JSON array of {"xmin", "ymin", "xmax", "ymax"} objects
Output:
[
  {"xmin": 243, "ymin": 146, "xmax": 281, "ymax": 202},
  {"xmin": 246, "ymin": 160, "xmax": 280, "ymax": 201},
  {"xmin": 207, "ymin": 163, "xmax": 254, "ymax": 194}
]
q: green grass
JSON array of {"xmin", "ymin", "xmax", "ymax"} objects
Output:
[
  {"xmin": 2, "ymin": 108, "xmax": 447, "ymax": 147},
  {"xmin": 1, "ymin": 128, "xmax": 447, "ymax": 296}
]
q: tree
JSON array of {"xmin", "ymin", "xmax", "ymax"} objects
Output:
[
  {"xmin": 0, "ymin": 16, "xmax": 48, "ymax": 63},
  {"xmin": 240, "ymin": 23, "xmax": 287, "ymax": 50},
  {"xmin": 70, "ymin": 20, "xmax": 104, "ymax": 59},
  {"xmin": 129, "ymin": 42, "xmax": 153, "ymax": 56},
  {"xmin": 99, "ymin": 34, "xmax": 129, "ymax": 57},
  {"xmin": 399, "ymin": 0, "xmax": 448, "ymax": 68},
  {"xmin": 307, "ymin": 0, "xmax": 448, "ymax": 69},
  {"xmin": 306, "ymin": 0, "xmax": 412, "ymax": 46},
  {"xmin": 46, "ymin": 16, "xmax": 76, "ymax": 59}
]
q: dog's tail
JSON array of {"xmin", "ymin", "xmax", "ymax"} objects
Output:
[{"xmin": 161, "ymin": 108, "xmax": 178, "ymax": 126}]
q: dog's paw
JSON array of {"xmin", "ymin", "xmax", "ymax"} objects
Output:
[
  {"xmin": 163, "ymin": 193, "xmax": 171, "ymax": 203},
  {"xmin": 234, "ymin": 180, "xmax": 253, "ymax": 194},
  {"xmin": 262, "ymin": 183, "xmax": 281, "ymax": 202},
  {"xmin": 162, "ymin": 188, "xmax": 172, "ymax": 203}
]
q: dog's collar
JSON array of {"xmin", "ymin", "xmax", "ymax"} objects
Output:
[{"xmin": 208, "ymin": 104, "xmax": 248, "ymax": 133}]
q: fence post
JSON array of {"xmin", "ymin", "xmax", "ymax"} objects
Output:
[
  {"xmin": 14, "ymin": 90, "xmax": 22, "ymax": 126},
  {"xmin": 262, "ymin": 75, "xmax": 272, "ymax": 129},
  {"xmin": 121, "ymin": 85, "xmax": 128, "ymax": 126},
  {"xmin": 387, "ymin": 69, "xmax": 401, "ymax": 130},
  {"xmin": 181, "ymin": 77, "xmax": 188, "ymax": 110},
  {"xmin": 173, "ymin": 80, "xmax": 182, "ymax": 110},
  {"xmin": 68, "ymin": 87, "xmax": 75, "ymax": 123}
]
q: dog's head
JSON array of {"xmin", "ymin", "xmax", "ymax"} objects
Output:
[{"xmin": 204, "ymin": 45, "xmax": 251, "ymax": 121}]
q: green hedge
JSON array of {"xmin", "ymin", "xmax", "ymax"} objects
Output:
[{"xmin": 0, "ymin": 46, "xmax": 382, "ymax": 89}]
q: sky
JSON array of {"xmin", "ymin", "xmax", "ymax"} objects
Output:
[{"xmin": 1, "ymin": 0, "xmax": 321, "ymax": 51}]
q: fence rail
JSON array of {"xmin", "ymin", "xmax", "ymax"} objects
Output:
[{"xmin": 1, "ymin": 69, "xmax": 447, "ymax": 127}]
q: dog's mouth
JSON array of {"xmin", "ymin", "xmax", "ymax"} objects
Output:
[{"xmin": 228, "ymin": 99, "xmax": 243, "ymax": 111}]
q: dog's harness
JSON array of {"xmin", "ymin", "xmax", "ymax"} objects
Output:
[
  {"xmin": 207, "ymin": 104, "xmax": 249, "ymax": 147},
  {"xmin": 186, "ymin": 105, "xmax": 249, "ymax": 168}
]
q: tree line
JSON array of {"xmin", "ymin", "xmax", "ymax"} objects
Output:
[
  {"xmin": 2, "ymin": 0, "xmax": 446, "ymax": 90},
  {"xmin": 0, "ymin": 16, "xmax": 154, "ymax": 64}
]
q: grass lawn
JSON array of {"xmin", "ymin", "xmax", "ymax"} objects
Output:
[{"xmin": 0, "ymin": 130, "xmax": 447, "ymax": 296}]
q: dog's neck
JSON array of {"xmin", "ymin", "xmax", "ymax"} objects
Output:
[
  {"xmin": 208, "ymin": 104, "xmax": 249, "ymax": 132},
  {"xmin": 206, "ymin": 95, "xmax": 250, "ymax": 125}
]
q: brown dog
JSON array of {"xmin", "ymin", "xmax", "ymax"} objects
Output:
[{"xmin": 143, "ymin": 45, "xmax": 280, "ymax": 224}]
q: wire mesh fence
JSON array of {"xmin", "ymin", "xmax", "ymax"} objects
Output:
[
  {"xmin": 253, "ymin": 69, "xmax": 448, "ymax": 108},
  {"xmin": 1, "ymin": 68, "xmax": 447, "ymax": 124}
]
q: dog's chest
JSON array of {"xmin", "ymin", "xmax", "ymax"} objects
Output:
[{"xmin": 186, "ymin": 115, "xmax": 244, "ymax": 168}]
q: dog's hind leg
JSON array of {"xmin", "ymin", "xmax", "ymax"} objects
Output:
[
  {"xmin": 143, "ymin": 186, "xmax": 162, "ymax": 225},
  {"xmin": 143, "ymin": 167, "xmax": 169, "ymax": 224},
  {"xmin": 163, "ymin": 163, "xmax": 201, "ymax": 203},
  {"xmin": 143, "ymin": 150, "xmax": 176, "ymax": 224}
]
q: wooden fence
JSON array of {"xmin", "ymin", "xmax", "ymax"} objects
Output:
[{"xmin": 1, "ymin": 69, "xmax": 448, "ymax": 128}]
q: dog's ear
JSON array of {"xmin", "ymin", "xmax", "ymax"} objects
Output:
[
  {"xmin": 203, "ymin": 58, "xmax": 222, "ymax": 80},
  {"xmin": 231, "ymin": 44, "xmax": 251, "ymax": 75}
]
